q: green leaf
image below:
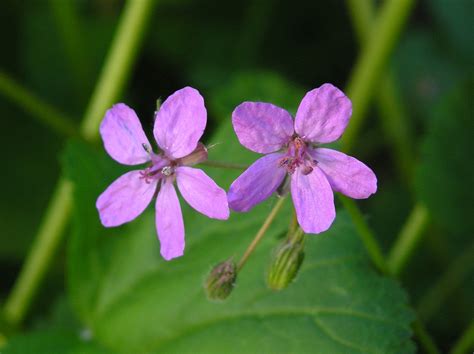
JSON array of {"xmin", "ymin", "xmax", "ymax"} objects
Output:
[
  {"xmin": 1, "ymin": 330, "xmax": 115, "ymax": 354},
  {"xmin": 416, "ymin": 79, "xmax": 474, "ymax": 236},
  {"xmin": 63, "ymin": 73, "xmax": 415, "ymax": 353}
]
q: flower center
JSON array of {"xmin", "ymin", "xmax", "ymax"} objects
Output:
[
  {"xmin": 140, "ymin": 155, "xmax": 175, "ymax": 183},
  {"xmin": 278, "ymin": 136, "xmax": 315, "ymax": 175}
]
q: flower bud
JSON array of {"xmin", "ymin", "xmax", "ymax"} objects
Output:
[
  {"xmin": 205, "ymin": 259, "xmax": 237, "ymax": 301},
  {"xmin": 267, "ymin": 231, "xmax": 305, "ymax": 291}
]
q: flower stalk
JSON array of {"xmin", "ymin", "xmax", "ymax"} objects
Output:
[{"xmin": 237, "ymin": 197, "xmax": 286, "ymax": 272}]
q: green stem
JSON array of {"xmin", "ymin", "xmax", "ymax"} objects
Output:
[
  {"xmin": 341, "ymin": 0, "xmax": 415, "ymax": 152},
  {"xmin": 237, "ymin": 197, "xmax": 286, "ymax": 272},
  {"xmin": 417, "ymin": 242, "xmax": 474, "ymax": 322},
  {"xmin": 3, "ymin": 179, "xmax": 73, "ymax": 326},
  {"xmin": 344, "ymin": 2, "xmax": 441, "ymax": 352},
  {"xmin": 0, "ymin": 71, "xmax": 77, "ymax": 137},
  {"xmin": 450, "ymin": 321, "xmax": 474, "ymax": 354},
  {"xmin": 376, "ymin": 73, "xmax": 414, "ymax": 184},
  {"xmin": 337, "ymin": 195, "xmax": 388, "ymax": 274},
  {"xmin": 387, "ymin": 204, "xmax": 430, "ymax": 275},
  {"xmin": 80, "ymin": 0, "xmax": 156, "ymax": 141},
  {"xmin": 413, "ymin": 319, "xmax": 443, "ymax": 354},
  {"xmin": 2, "ymin": 0, "xmax": 156, "ymax": 327}
]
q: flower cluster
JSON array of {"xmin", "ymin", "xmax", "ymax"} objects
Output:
[{"xmin": 97, "ymin": 84, "xmax": 377, "ymax": 261}]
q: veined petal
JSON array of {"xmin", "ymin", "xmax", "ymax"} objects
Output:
[
  {"xmin": 291, "ymin": 167, "xmax": 335, "ymax": 234},
  {"xmin": 228, "ymin": 153, "xmax": 286, "ymax": 212},
  {"xmin": 232, "ymin": 102, "xmax": 294, "ymax": 153},
  {"xmin": 153, "ymin": 87, "xmax": 207, "ymax": 159},
  {"xmin": 310, "ymin": 148, "xmax": 377, "ymax": 199},
  {"xmin": 96, "ymin": 170, "xmax": 156, "ymax": 227},
  {"xmin": 155, "ymin": 180, "xmax": 185, "ymax": 260},
  {"xmin": 100, "ymin": 104, "xmax": 151, "ymax": 165},
  {"xmin": 295, "ymin": 84, "xmax": 352, "ymax": 144},
  {"xmin": 176, "ymin": 167, "xmax": 229, "ymax": 220}
]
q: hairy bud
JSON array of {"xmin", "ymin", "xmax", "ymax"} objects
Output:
[
  {"xmin": 267, "ymin": 230, "xmax": 305, "ymax": 290},
  {"xmin": 205, "ymin": 259, "xmax": 237, "ymax": 301}
]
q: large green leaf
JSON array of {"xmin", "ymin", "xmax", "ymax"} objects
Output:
[{"xmin": 63, "ymin": 73, "xmax": 415, "ymax": 353}]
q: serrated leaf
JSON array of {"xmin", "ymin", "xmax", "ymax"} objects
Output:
[{"xmin": 63, "ymin": 72, "xmax": 415, "ymax": 353}]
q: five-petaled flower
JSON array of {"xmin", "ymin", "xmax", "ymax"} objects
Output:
[
  {"xmin": 228, "ymin": 83, "xmax": 377, "ymax": 234},
  {"xmin": 96, "ymin": 87, "xmax": 229, "ymax": 260}
]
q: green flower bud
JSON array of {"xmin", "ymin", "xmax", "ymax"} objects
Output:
[
  {"xmin": 205, "ymin": 259, "xmax": 237, "ymax": 301},
  {"xmin": 267, "ymin": 230, "xmax": 305, "ymax": 291}
]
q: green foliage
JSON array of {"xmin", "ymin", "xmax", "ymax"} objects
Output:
[
  {"xmin": 60, "ymin": 76, "xmax": 415, "ymax": 352},
  {"xmin": 416, "ymin": 79, "xmax": 474, "ymax": 236},
  {"xmin": 1, "ymin": 330, "xmax": 115, "ymax": 354}
]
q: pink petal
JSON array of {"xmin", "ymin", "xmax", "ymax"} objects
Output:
[
  {"xmin": 99, "ymin": 103, "xmax": 151, "ymax": 165},
  {"xmin": 96, "ymin": 170, "xmax": 156, "ymax": 227},
  {"xmin": 232, "ymin": 102, "xmax": 294, "ymax": 153},
  {"xmin": 155, "ymin": 180, "xmax": 185, "ymax": 260},
  {"xmin": 291, "ymin": 167, "xmax": 335, "ymax": 234},
  {"xmin": 294, "ymin": 84, "xmax": 352, "ymax": 144},
  {"xmin": 176, "ymin": 167, "xmax": 229, "ymax": 220},
  {"xmin": 228, "ymin": 153, "xmax": 286, "ymax": 212},
  {"xmin": 153, "ymin": 87, "xmax": 207, "ymax": 159},
  {"xmin": 310, "ymin": 148, "xmax": 377, "ymax": 199}
]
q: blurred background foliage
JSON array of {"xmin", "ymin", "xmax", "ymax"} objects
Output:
[{"xmin": 0, "ymin": 0, "xmax": 472, "ymax": 353}]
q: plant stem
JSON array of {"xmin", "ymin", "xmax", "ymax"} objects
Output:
[
  {"xmin": 80, "ymin": 0, "xmax": 156, "ymax": 141},
  {"xmin": 341, "ymin": 0, "xmax": 415, "ymax": 152},
  {"xmin": 450, "ymin": 321, "xmax": 474, "ymax": 354},
  {"xmin": 200, "ymin": 160, "xmax": 248, "ymax": 170},
  {"xmin": 417, "ymin": 242, "xmax": 474, "ymax": 322},
  {"xmin": 387, "ymin": 203, "xmax": 430, "ymax": 275},
  {"xmin": 337, "ymin": 195, "xmax": 387, "ymax": 274},
  {"xmin": 413, "ymin": 319, "xmax": 442, "ymax": 354},
  {"xmin": 2, "ymin": 0, "xmax": 156, "ymax": 327},
  {"xmin": 3, "ymin": 179, "xmax": 73, "ymax": 326},
  {"xmin": 0, "ymin": 71, "xmax": 77, "ymax": 137},
  {"xmin": 344, "ymin": 2, "xmax": 441, "ymax": 352},
  {"xmin": 237, "ymin": 197, "xmax": 286, "ymax": 272}
]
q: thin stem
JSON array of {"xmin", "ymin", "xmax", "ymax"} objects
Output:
[
  {"xmin": 346, "ymin": 0, "xmax": 414, "ymax": 185},
  {"xmin": 200, "ymin": 160, "xmax": 248, "ymax": 170},
  {"xmin": 3, "ymin": 179, "xmax": 73, "ymax": 326},
  {"xmin": 237, "ymin": 197, "xmax": 286, "ymax": 271},
  {"xmin": 337, "ymin": 195, "xmax": 388, "ymax": 274},
  {"xmin": 3, "ymin": 0, "xmax": 156, "ymax": 327},
  {"xmin": 0, "ymin": 71, "xmax": 77, "ymax": 137},
  {"xmin": 376, "ymin": 73, "xmax": 414, "ymax": 184},
  {"xmin": 413, "ymin": 319, "xmax": 443, "ymax": 354},
  {"xmin": 417, "ymin": 242, "xmax": 474, "ymax": 322},
  {"xmin": 450, "ymin": 321, "xmax": 474, "ymax": 354},
  {"xmin": 388, "ymin": 204, "xmax": 430, "ymax": 275},
  {"xmin": 80, "ymin": 0, "xmax": 156, "ymax": 141},
  {"xmin": 341, "ymin": 0, "xmax": 415, "ymax": 152}
]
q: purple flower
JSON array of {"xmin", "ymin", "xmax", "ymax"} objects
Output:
[
  {"xmin": 96, "ymin": 87, "xmax": 229, "ymax": 260},
  {"xmin": 228, "ymin": 83, "xmax": 377, "ymax": 234}
]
